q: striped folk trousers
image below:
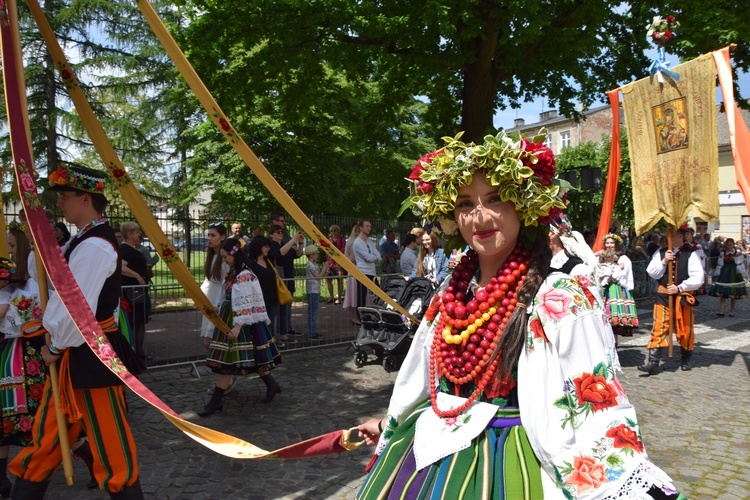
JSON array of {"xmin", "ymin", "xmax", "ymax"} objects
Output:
[{"xmin": 9, "ymin": 378, "xmax": 139, "ymax": 493}]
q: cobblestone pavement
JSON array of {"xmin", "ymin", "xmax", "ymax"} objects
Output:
[{"xmin": 20, "ymin": 295, "xmax": 750, "ymax": 499}]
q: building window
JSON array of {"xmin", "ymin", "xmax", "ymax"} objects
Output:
[
  {"xmin": 544, "ymin": 134, "xmax": 553, "ymax": 150},
  {"xmin": 560, "ymin": 130, "xmax": 571, "ymax": 152}
]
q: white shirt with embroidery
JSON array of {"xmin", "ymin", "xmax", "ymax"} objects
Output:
[
  {"xmin": 518, "ymin": 274, "xmax": 674, "ymax": 498},
  {"xmin": 375, "ymin": 273, "xmax": 674, "ymax": 499},
  {"xmin": 200, "ymin": 255, "xmax": 230, "ymax": 338}
]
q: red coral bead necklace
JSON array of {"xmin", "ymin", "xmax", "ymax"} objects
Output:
[{"xmin": 425, "ymin": 244, "xmax": 530, "ymax": 418}]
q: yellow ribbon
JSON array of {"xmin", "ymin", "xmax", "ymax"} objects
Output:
[
  {"xmin": 132, "ymin": 0, "xmax": 414, "ymax": 322},
  {"xmin": 25, "ymin": 0, "xmax": 230, "ymax": 335}
]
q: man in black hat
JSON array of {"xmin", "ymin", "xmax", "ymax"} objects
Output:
[
  {"xmin": 639, "ymin": 225, "xmax": 704, "ymax": 375},
  {"xmin": 10, "ymin": 164, "xmax": 144, "ymax": 498}
]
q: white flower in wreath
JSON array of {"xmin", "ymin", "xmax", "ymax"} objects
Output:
[{"xmin": 437, "ymin": 218, "xmax": 459, "ymax": 237}]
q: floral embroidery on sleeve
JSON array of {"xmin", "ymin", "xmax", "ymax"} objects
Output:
[{"xmin": 554, "ymin": 362, "xmax": 624, "ymax": 430}]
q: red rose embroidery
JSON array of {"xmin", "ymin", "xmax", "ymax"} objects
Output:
[
  {"xmin": 98, "ymin": 343, "xmax": 115, "ymax": 361},
  {"xmin": 112, "ymin": 169, "xmax": 126, "ymax": 178},
  {"xmin": 574, "ymin": 373, "xmax": 618, "ymax": 411},
  {"xmin": 605, "ymin": 423, "xmax": 644, "ymax": 453},
  {"xmin": 19, "ymin": 173, "xmax": 36, "ymax": 191},
  {"xmin": 28, "ymin": 383, "xmax": 44, "ymax": 400},
  {"xmin": 218, "ymin": 118, "xmax": 231, "ymax": 131},
  {"xmin": 318, "ymin": 238, "xmax": 331, "ymax": 249},
  {"xmin": 162, "ymin": 248, "xmax": 174, "ymax": 257},
  {"xmin": 26, "ymin": 359, "xmax": 42, "ymax": 377},
  {"xmin": 529, "ymin": 317, "xmax": 549, "ymax": 342},
  {"xmin": 18, "ymin": 417, "xmax": 32, "ymax": 432},
  {"xmin": 61, "ymin": 68, "xmax": 73, "ymax": 81},
  {"xmin": 2, "ymin": 420, "xmax": 12, "ymax": 435},
  {"xmin": 565, "ymin": 454, "xmax": 608, "ymax": 494}
]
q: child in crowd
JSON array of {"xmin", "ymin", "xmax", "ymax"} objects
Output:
[{"xmin": 304, "ymin": 245, "xmax": 330, "ymax": 341}]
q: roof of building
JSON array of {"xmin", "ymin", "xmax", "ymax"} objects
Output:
[
  {"xmin": 504, "ymin": 104, "xmax": 611, "ymax": 133},
  {"xmin": 717, "ymin": 104, "xmax": 750, "ymax": 147}
]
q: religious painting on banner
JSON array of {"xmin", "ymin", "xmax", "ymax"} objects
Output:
[{"xmin": 622, "ymin": 53, "xmax": 719, "ymax": 235}]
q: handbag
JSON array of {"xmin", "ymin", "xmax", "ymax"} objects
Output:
[{"xmin": 269, "ymin": 261, "xmax": 293, "ymax": 305}]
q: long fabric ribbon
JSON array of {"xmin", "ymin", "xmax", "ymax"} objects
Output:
[
  {"xmin": 131, "ymin": 0, "xmax": 415, "ymax": 323},
  {"xmin": 24, "ymin": 0, "xmax": 230, "ymax": 337},
  {"xmin": 713, "ymin": 47, "xmax": 750, "ymax": 215},
  {"xmin": 593, "ymin": 90, "xmax": 622, "ymax": 252},
  {"xmin": 4, "ymin": 0, "xmax": 364, "ymax": 459}
]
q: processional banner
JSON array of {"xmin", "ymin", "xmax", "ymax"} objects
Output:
[{"xmin": 621, "ymin": 53, "xmax": 719, "ymax": 235}]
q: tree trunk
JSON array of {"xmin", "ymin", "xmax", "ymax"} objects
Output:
[{"xmin": 459, "ymin": 3, "xmax": 501, "ymax": 142}]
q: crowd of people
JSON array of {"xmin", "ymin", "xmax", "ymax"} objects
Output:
[{"xmin": 0, "ymin": 151, "xmax": 741, "ymax": 498}]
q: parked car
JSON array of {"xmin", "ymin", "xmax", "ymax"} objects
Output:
[
  {"xmin": 175, "ymin": 238, "xmax": 209, "ymax": 251},
  {"xmin": 141, "ymin": 238, "xmax": 155, "ymax": 251}
]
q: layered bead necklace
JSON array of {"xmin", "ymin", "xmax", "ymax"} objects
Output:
[{"xmin": 425, "ymin": 244, "xmax": 530, "ymax": 418}]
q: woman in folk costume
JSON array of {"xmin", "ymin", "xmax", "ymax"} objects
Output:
[
  {"xmin": 596, "ymin": 233, "xmax": 640, "ymax": 343},
  {"xmin": 199, "ymin": 223, "xmax": 230, "ymax": 346},
  {"xmin": 357, "ymin": 131, "xmax": 682, "ymax": 499},
  {"xmin": 708, "ymin": 237, "xmax": 747, "ymax": 316},
  {"xmin": 199, "ymin": 238, "xmax": 282, "ymax": 416},
  {"xmin": 0, "ymin": 226, "xmax": 46, "ymax": 497}
]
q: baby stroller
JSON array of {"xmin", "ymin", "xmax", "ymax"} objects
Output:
[{"xmin": 352, "ymin": 277, "xmax": 436, "ymax": 372}]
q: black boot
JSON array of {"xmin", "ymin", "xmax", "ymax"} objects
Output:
[
  {"xmin": 10, "ymin": 477, "xmax": 50, "ymax": 499},
  {"xmin": 681, "ymin": 350, "xmax": 693, "ymax": 371},
  {"xmin": 637, "ymin": 347, "xmax": 664, "ymax": 375},
  {"xmin": 72, "ymin": 440, "xmax": 99, "ymax": 489},
  {"xmin": 109, "ymin": 478, "xmax": 144, "ymax": 499},
  {"xmin": 260, "ymin": 374, "xmax": 281, "ymax": 403},
  {"xmin": 198, "ymin": 386, "xmax": 225, "ymax": 416}
]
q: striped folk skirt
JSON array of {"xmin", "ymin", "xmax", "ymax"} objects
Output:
[
  {"xmin": 708, "ymin": 262, "xmax": 747, "ymax": 299},
  {"xmin": 603, "ymin": 283, "xmax": 639, "ymax": 334},
  {"xmin": 205, "ymin": 300, "xmax": 282, "ymax": 376},
  {"xmin": 358, "ymin": 403, "xmax": 543, "ymax": 500}
]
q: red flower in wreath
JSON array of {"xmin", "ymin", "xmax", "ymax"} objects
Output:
[
  {"xmin": 218, "ymin": 118, "xmax": 231, "ymax": 131},
  {"xmin": 409, "ymin": 149, "xmax": 443, "ymax": 194},
  {"xmin": 112, "ymin": 168, "xmax": 126, "ymax": 178},
  {"xmin": 521, "ymin": 138, "xmax": 556, "ymax": 185}
]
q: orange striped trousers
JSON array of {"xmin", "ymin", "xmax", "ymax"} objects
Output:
[
  {"xmin": 648, "ymin": 301, "xmax": 695, "ymax": 351},
  {"xmin": 9, "ymin": 378, "xmax": 139, "ymax": 492}
]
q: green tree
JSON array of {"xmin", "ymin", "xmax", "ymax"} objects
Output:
[{"xmin": 556, "ymin": 133, "xmax": 633, "ymax": 233}]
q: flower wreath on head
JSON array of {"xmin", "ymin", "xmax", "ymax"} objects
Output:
[
  {"xmin": 603, "ymin": 233, "xmax": 623, "ymax": 245},
  {"xmin": 7, "ymin": 220, "xmax": 27, "ymax": 233},
  {"xmin": 402, "ymin": 129, "xmax": 571, "ymax": 251},
  {"xmin": 0, "ymin": 256, "xmax": 18, "ymax": 281}
]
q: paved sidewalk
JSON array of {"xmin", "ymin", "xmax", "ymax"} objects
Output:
[{"xmin": 18, "ymin": 295, "xmax": 750, "ymax": 499}]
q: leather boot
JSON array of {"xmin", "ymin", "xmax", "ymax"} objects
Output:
[
  {"xmin": 72, "ymin": 440, "xmax": 99, "ymax": 489},
  {"xmin": 260, "ymin": 374, "xmax": 281, "ymax": 403},
  {"xmin": 10, "ymin": 477, "xmax": 50, "ymax": 499},
  {"xmin": 198, "ymin": 386, "xmax": 225, "ymax": 416},
  {"xmin": 681, "ymin": 350, "xmax": 693, "ymax": 371},
  {"xmin": 109, "ymin": 478, "xmax": 144, "ymax": 499},
  {"xmin": 637, "ymin": 347, "xmax": 664, "ymax": 375}
]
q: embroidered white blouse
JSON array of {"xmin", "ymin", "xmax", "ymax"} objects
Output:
[
  {"xmin": 227, "ymin": 268, "xmax": 269, "ymax": 327},
  {"xmin": 0, "ymin": 279, "xmax": 42, "ymax": 338},
  {"xmin": 375, "ymin": 273, "xmax": 675, "ymax": 499}
]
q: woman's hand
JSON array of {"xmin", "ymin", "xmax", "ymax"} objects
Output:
[
  {"xmin": 357, "ymin": 418, "xmax": 384, "ymax": 446},
  {"xmin": 228, "ymin": 325, "xmax": 241, "ymax": 339}
]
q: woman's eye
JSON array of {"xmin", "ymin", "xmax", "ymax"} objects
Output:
[{"xmin": 456, "ymin": 200, "xmax": 473, "ymax": 208}]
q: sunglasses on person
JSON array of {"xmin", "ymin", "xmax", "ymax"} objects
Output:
[{"xmin": 208, "ymin": 222, "xmax": 224, "ymax": 228}]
